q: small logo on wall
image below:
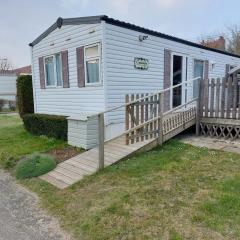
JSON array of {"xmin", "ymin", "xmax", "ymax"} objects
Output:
[{"xmin": 134, "ymin": 58, "xmax": 149, "ymax": 70}]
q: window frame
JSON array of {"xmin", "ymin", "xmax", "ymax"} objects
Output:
[
  {"xmin": 43, "ymin": 53, "xmax": 63, "ymax": 88},
  {"xmin": 84, "ymin": 43, "xmax": 101, "ymax": 86},
  {"xmin": 192, "ymin": 59, "xmax": 205, "ymax": 98},
  {"xmin": 193, "ymin": 59, "xmax": 205, "ymax": 78}
]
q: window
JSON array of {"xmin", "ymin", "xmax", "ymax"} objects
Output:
[
  {"xmin": 44, "ymin": 53, "xmax": 63, "ymax": 87},
  {"xmin": 193, "ymin": 59, "xmax": 204, "ymax": 98},
  {"xmin": 85, "ymin": 44, "xmax": 100, "ymax": 85}
]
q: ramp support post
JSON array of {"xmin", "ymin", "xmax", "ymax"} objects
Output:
[
  {"xmin": 98, "ymin": 113, "xmax": 105, "ymax": 170},
  {"xmin": 158, "ymin": 92, "xmax": 164, "ymax": 145},
  {"xmin": 196, "ymin": 78, "xmax": 203, "ymax": 136}
]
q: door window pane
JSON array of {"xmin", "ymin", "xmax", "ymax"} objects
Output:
[
  {"xmin": 172, "ymin": 55, "xmax": 183, "ymax": 108},
  {"xmin": 45, "ymin": 56, "xmax": 55, "ymax": 86},
  {"xmin": 193, "ymin": 60, "xmax": 204, "ymax": 98}
]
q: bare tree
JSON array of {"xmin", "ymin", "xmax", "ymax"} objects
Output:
[
  {"xmin": 198, "ymin": 25, "xmax": 240, "ymax": 55},
  {"xmin": 226, "ymin": 25, "xmax": 240, "ymax": 55},
  {"xmin": 198, "ymin": 32, "xmax": 226, "ymax": 51},
  {"xmin": 0, "ymin": 57, "xmax": 13, "ymax": 72}
]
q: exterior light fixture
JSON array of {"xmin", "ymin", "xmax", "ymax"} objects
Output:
[{"xmin": 139, "ymin": 35, "xmax": 148, "ymax": 42}]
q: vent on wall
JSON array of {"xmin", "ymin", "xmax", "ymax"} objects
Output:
[{"xmin": 89, "ymin": 29, "xmax": 96, "ymax": 34}]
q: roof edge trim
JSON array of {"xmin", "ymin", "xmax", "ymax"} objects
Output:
[
  {"xmin": 29, "ymin": 15, "xmax": 240, "ymax": 59},
  {"xmin": 29, "ymin": 15, "xmax": 106, "ymax": 46},
  {"xmin": 102, "ymin": 16, "xmax": 240, "ymax": 59}
]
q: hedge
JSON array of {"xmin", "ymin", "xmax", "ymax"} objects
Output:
[
  {"xmin": 0, "ymin": 99, "xmax": 5, "ymax": 111},
  {"xmin": 16, "ymin": 75, "xmax": 34, "ymax": 118},
  {"xmin": 23, "ymin": 114, "xmax": 67, "ymax": 140}
]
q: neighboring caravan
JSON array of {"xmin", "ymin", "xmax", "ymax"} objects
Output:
[
  {"xmin": 0, "ymin": 66, "xmax": 32, "ymax": 110},
  {"xmin": 30, "ymin": 15, "xmax": 240, "ymax": 149},
  {"xmin": 0, "ymin": 71, "xmax": 17, "ymax": 107}
]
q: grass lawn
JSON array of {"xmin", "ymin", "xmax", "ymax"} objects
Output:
[
  {"xmin": 0, "ymin": 115, "xmax": 73, "ymax": 168},
  {"xmin": 1, "ymin": 115, "xmax": 240, "ymax": 239}
]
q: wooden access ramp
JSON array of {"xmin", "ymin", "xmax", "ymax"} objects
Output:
[
  {"xmin": 40, "ymin": 135, "xmax": 154, "ymax": 189},
  {"xmin": 40, "ymin": 78, "xmax": 200, "ymax": 189},
  {"xmin": 40, "ymin": 106, "xmax": 196, "ymax": 189}
]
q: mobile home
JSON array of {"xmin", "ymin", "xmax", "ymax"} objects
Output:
[
  {"xmin": 0, "ymin": 72, "xmax": 17, "ymax": 103},
  {"xmin": 30, "ymin": 15, "xmax": 240, "ymax": 149}
]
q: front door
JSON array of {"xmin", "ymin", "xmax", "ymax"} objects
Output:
[{"xmin": 171, "ymin": 54, "xmax": 187, "ymax": 108}]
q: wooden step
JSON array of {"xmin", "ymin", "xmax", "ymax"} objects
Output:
[
  {"xmin": 66, "ymin": 160, "xmax": 96, "ymax": 173},
  {"xmin": 47, "ymin": 171, "xmax": 76, "ymax": 185},
  {"xmin": 54, "ymin": 166, "xmax": 82, "ymax": 180},
  {"xmin": 60, "ymin": 163, "xmax": 88, "ymax": 176},
  {"xmin": 40, "ymin": 174, "xmax": 69, "ymax": 189},
  {"xmin": 39, "ymin": 135, "xmax": 157, "ymax": 189}
]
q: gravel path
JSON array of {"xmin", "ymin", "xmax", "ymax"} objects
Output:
[{"xmin": 0, "ymin": 170, "xmax": 71, "ymax": 240}]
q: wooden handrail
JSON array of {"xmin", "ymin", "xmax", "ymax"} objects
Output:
[
  {"xmin": 163, "ymin": 97, "xmax": 198, "ymax": 116},
  {"xmin": 95, "ymin": 77, "xmax": 200, "ymax": 170},
  {"xmin": 124, "ymin": 97, "xmax": 198, "ymax": 135},
  {"xmin": 89, "ymin": 77, "xmax": 201, "ymax": 119}
]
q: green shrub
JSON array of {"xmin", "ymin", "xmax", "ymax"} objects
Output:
[
  {"xmin": 15, "ymin": 153, "xmax": 56, "ymax": 179},
  {"xmin": 16, "ymin": 75, "xmax": 34, "ymax": 118},
  {"xmin": 0, "ymin": 99, "xmax": 5, "ymax": 111},
  {"xmin": 23, "ymin": 113, "xmax": 67, "ymax": 140}
]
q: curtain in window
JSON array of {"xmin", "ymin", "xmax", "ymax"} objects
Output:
[
  {"xmin": 193, "ymin": 60, "xmax": 204, "ymax": 98},
  {"xmin": 45, "ymin": 57, "xmax": 55, "ymax": 86},
  {"xmin": 86, "ymin": 59, "xmax": 99, "ymax": 83},
  {"xmin": 55, "ymin": 54, "xmax": 63, "ymax": 86}
]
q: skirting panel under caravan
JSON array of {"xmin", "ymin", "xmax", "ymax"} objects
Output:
[
  {"xmin": 67, "ymin": 115, "xmax": 99, "ymax": 150},
  {"xmin": 67, "ymin": 114, "xmax": 125, "ymax": 150}
]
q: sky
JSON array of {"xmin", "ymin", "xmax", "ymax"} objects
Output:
[{"xmin": 1, "ymin": 0, "xmax": 240, "ymax": 68}]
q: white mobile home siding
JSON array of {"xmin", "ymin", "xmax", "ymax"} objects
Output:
[
  {"xmin": 31, "ymin": 18, "xmax": 240, "ymax": 142},
  {"xmin": 104, "ymin": 23, "xmax": 240, "ymax": 130},
  {"xmin": 32, "ymin": 23, "xmax": 105, "ymax": 116}
]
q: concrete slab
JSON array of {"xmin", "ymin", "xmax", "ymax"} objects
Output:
[{"xmin": 179, "ymin": 133, "xmax": 240, "ymax": 154}]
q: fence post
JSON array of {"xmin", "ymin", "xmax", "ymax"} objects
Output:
[
  {"xmin": 125, "ymin": 95, "xmax": 129, "ymax": 145},
  {"xmin": 196, "ymin": 78, "xmax": 202, "ymax": 136},
  {"xmin": 98, "ymin": 113, "xmax": 104, "ymax": 170},
  {"xmin": 158, "ymin": 92, "xmax": 164, "ymax": 145}
]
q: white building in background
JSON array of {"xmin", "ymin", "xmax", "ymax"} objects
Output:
[
  {"xmin": 0, "ymin": 66, "xmax": 31, "ymax": 108},
  {"xmin": 0, "ymin": 71, "xmax": 17, "ymax": 102}
]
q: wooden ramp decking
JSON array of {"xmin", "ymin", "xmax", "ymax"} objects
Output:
[
  {"xmin": 40, "ymin": 106, "xmax": 197, "ymax": 189},
  {"xmin": 40, "ymin": 135, "xmax": 154, "ymax": 189}
]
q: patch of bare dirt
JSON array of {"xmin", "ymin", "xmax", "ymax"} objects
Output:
[{"xmin": 48, "ymin": 147, "xmax": 83, "ymax": 164}]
